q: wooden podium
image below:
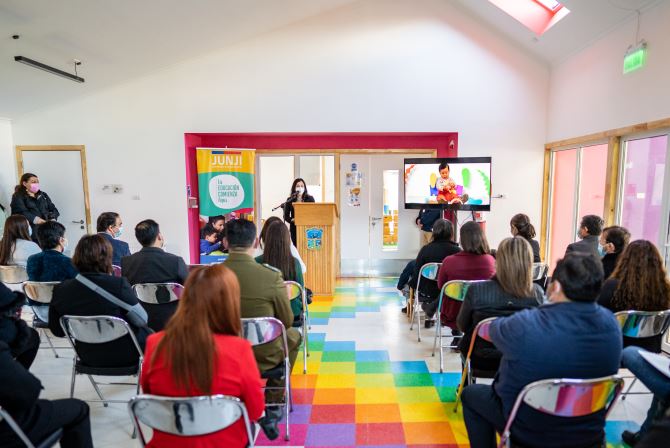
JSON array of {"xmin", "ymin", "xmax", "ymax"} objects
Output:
[{"xmin": 294, "ymin": 203, "xmax": 339, "ymax": 296}]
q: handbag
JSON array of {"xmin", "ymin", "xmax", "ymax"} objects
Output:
[{"xmin": 75, "ymin": 274, "xmax": 151, "ymax": 332}]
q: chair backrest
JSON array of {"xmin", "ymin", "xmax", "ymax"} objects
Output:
[
  {"xmin": 439, "ymin": 280, "xmax": 485, "ymax": 305},
  {"xmin": 500, "ymin": 375, "xmax": 624, "ymax": 448},
  {"xmin": 112, "ymin": 265, "xmax": 122, "ymax": 277},
  {"xmin": 128, "ymin": 394, "xmax": 254, "ymax": 446},
  {"xmin": 60, "ymin": 315, "xmax": 143, "ymax": 355},
  {"xmin": 614, "ymin": 310, "xmax": 670, "ymax": 339},
  {"xmin": 416, "ymin": 262, "xmax": 441, "ymax": 296},
  {"xmin": 285, "ymin": 281, "xmax": 304, "ymax": 302},
  {"xmin": 23, "ymin": 281, "xmax": 60, "ymax": 322},
  {"xmin": 133, "ymin": 283, "xmax": 184, "ymax": 304},
  {"xmin": 241, "ymin": 317, "xmax": 287, "ymax": 354},
  {"xmin": 0, "ymin": 265, "xmax": 28, "ymax": 284},
  {"xmin": 531, "ymin": 263, "xmax": 548, "ymax": 282},
  {"xmin": 475, "ymin": 316, "xmax": 496, "ymax": 343}
]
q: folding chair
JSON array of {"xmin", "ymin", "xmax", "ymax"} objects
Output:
[
  {"xmin": 0, "ymin": 265, "xmax": 28, "ymax": 291},
  {"xmin": 132, "ymin": 283, "xmax": 184, "ymax": 331},
  {"xmin": 112, "ymin": 265, "xmax": 122, "ymax": 277},
  {"xmin": 60, "ymin": 315, "xmax": 144, "ymax": 406},
  {"xmin": 285, "ymin": 281, "xmax": 309, "ymax": 374},
  {"xmin": 431, "ymin": 280, "xmax": 483, "ymax": 372},
  {"xmin": 241, "ymin": 317, "xmax": 292, "ymax": 441},
  {"xmin": 128, "ymin": 394, "xmax": 255, "ymax": 447},
  {"xmin": 409, "ymin": 262, "xmax": 441, "ymax": 342},
  {"xmin": 22, "ymin": 281, "xmax": 65, "ymax": 358},
  {"xmin": 453, "ymin": 316, "xmax": 497, "ymax": 412},
  {"xmin": 614, "ymin": 309, "xmax": 670, "ymax": 399},
  {"xmin": 532, "ymin": 262, "xmax": 548, "ymax": 285},
  {"xmin": 499, "ymin": 375, "xmax": 623, "ymax": 448},
  {"xmin": 0, "ymin": 405, "xmax": 62, "ymax": 448}
]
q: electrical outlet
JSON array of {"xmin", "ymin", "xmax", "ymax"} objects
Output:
[{"xmin": 102, "ymin": 184, "xmax": 123, "ymax": 194}]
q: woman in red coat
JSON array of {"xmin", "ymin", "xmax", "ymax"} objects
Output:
[{"xmin": 141, "ymin": 264, "xmax": 264, "ymax": 448}]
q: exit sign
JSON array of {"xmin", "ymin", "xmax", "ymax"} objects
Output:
[{"xmin": 623, "ymin": 42, "xmax": 647, "ymax": 74}]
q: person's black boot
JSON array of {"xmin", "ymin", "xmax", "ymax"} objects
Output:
[
  {"xmin": 621, "ymin": 430, "xmax": 641, "ymax": 447},
  {"xmin": 424, "ymin": 318, "xmax": 435, "ymax": 329},
  {"xmin": 258, "ymin": 416, "xmax": 279, "ymax": 440}
]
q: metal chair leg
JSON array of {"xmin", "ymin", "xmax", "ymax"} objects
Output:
[
  {"xmin": 432, "ymin": 321, "xmax": 440, "ymax": 357},
  {"xmin": 621, "ymin": 378, "xmax": 638, "ymax": 400},
  {"xmin": 87, "ymin": 375, "xmax": 109, "ymax": 407},
  {"xmin": 69, "ymin": 358, "xmax": 77, "ymax": 398},
  {"xmin": 41, "ymin": 329, "xmax": 59, "ymax": 358},
  {"xmin": 284, "ymin": 359, "xmax": 291, "ymax": 441}
]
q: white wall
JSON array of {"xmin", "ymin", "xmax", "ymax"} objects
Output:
[
  {"xmin": 9, "ymin": 0, "xmax": 549, "ymax": 258},
  {"xmin": 547, "ymin": 1, "xmax": 670, "ymax": 142},
  {"xmin": 0, "ymin": 119, "xmax": 15, "ymax": 213}
]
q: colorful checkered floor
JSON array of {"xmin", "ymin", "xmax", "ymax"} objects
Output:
[{"xmin": 256, "ymin": 278, "xmax": 646, "ymax": 448}]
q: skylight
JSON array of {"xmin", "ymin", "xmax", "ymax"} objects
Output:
[{"xmin": 488, "ymin": 0, "xmax": 570, "ymax": 36}]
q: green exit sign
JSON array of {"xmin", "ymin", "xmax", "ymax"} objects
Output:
[{"xmin": 623, "ymin": 43, "xmax": 647, "ymax": 74}]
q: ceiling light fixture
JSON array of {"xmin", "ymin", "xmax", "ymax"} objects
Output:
[{"xmin": 14, "ymin": 55, "xmax": 85, "ymax": 83}]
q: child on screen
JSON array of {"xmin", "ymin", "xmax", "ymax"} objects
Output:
[
  {"xmin": 435, "ymin": 162, "xmax": 468, "ymax": 204},
  {"xmin": 200, "ymin": 224, "xmax": 222, "ymax": 255}
]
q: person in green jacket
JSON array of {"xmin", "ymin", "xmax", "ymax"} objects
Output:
[{"xmin": 255, "ymin": 220, "xmax": 304, "ymax": 325}]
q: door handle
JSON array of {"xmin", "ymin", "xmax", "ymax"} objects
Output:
[
  {"xmin": 72, "ymin": 220, "xmax": 84, "ymax": 224},
  {"xmin": 370, "ymin": 217, "xmax": 382, "ymax": 221}
]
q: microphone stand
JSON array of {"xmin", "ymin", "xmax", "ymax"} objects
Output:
[{"xmin": 272, "ymin": 194, "xmax": 298, "ymax": 212}]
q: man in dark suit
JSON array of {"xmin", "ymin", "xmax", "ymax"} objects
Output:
[
  {"xmin": 565, "ymin": 214, "xmax": 603, "ymax": 258},
  {"xmin": 96, "ymin": 211, "xmax": 131, "ymax": 265},
  {"xmin": 121, "ymin": 219, "xmax": 188, "ymax": 286},
  {"xmin": 0, "ymin": 341, "xmax": 94, "ymax": 448}
]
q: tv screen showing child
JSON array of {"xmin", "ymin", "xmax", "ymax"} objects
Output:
[{"xmin": 404, "ymin": 157, "xmax": 492, "ymax": 211}]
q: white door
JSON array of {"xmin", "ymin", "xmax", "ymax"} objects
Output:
[
  {"xmin": 20, "ymin": 150, "xmax": 89, "ymax": 251},
  {"xmin": 340, "ymin": 154, "xmax": 430, "ymax": 276}
]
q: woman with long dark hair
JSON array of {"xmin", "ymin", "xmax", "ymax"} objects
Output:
[
  {"xmin": 283, "ymin": 178, "xmax": 315, "ymax": 245},
  {"xmin": 598, "ymin": 240, "xmax": 670, "ymax": 352},
  {"xmin": 258, "ymin": 216, "xmax": 306, "ymax": 273},
  {"xmin": 256, "ymin": 220, "xmax": 304, "ymax": 323},
  {"xmin": 141, "ymin": 264, "xmax": 264, "ymax": 447},
  {"xmin": 10, "ymin": 173, "xmax": 59, "ymax": 239},
  {"xmin": 510, "ymin": 213, "xmax": 540, "ymax": 262},
  {"xmin": 0, "ymin": 215, "xmax": 40, "ymax": 266}
]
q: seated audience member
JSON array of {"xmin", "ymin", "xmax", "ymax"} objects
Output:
[
  {"xmin": 48, "ymin": 235, "xmax": 149, "ymax": 367},
  {"xmin": 619, "ymin": 346, "xmax": 670, "ymax": 446},
  {"xmin": 456, "ymin": 237, "xmax": 543, "ymax": 370},
  {"xmin": 96, "ymin": 211, "xmax": 131, "ymax": 265},
  {"xmin": 0, "ymin": 341, "xmax": 93, "ymax": 448},
  {"xmin": 599, "ymin": 225, "xmax": 630, "ymax": 279},
  {"xmin": 255, "ymin": 220, "xmax": 305, "ymax": 326},
  {"xmin": 461, "ymin": 252, "xmax": 622, "ymax": 448},
  {"xmin": 437, "ymin": 222, "xmax": 495, "ymax": 331},
  {"xmin": 122, "ymin": 219, "xmax": 188, "ymax": 285},
  {"xmin": 200, "ymin": 224, "xmax": 222, "ymax": 255},
  {"xmin": 258, "ymin": 216, "xmax": 307, "ymax": 274},
  {"xmin": 598, "ymin": 240, "xmax": 670, "ymax": 352},
  {"xmin": 509, "ymin": 213, "xmax": 540, "ymax": 262},
  {"xmin": 397, "ymin": 259, "xmax": 416, "ymax": 313},
  {"xmin": 223, "ymin": 219, "xmax": 301, "ymax": 431},
  {"xmin": 415, "ymin": 219, "xmax": 461, "ymax": 326},
  {"xmin": 0, "ymin": 215, "xmax": 40, "ymax": 266},
  {"xmin": 141, "ymin": 264, "xmax": 264, "ymax": 447},
  {"xmin": 565, "ymin": 214, "xmax": 603, "ymax": 257},
  {"xmin": 27, "ymin": 221, "xmax": 77, "ymax": 282},
  {"xmin": 0, "ymin": 283, "xmax": 40, "ymax": 369}
]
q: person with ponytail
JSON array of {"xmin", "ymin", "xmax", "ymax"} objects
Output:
[
  {"xmin": 140, "ymin": 264, "xmax": 265, "ymax": 447},
  {"xmin": 510, "ymin": 213, "xmax": 540, "ymax": 262},
  {"xmin": 0, "ymin": 215, "xmax": 40, "ymax": 266},
  {"xmin": 10, "ymin": 173, "xmax": 59, "ymax": 240}
]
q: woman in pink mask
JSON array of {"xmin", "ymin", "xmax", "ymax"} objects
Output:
[{"xmin": 10, "ymin": 173, "xmax": 59, "ymax": 241}]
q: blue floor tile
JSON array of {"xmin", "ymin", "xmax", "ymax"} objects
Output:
[
  {"xmin": 323, "ymin": 341, "xmax": 356, "ymax": 351},
  {"xmin": 390, "ymin": 361, "xmax": 429, "ymax": 373}
]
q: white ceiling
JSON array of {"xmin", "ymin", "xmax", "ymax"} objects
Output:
[{"xmin": 0, "ymin": 0, "xmax": 663, "ymax": 119}]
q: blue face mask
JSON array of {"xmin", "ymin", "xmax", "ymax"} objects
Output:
[
  {"xmin": 113, "ymin": 227, "xmax": 123, "ymax": 239},
  {"xmin": 28, "ymin": 226, "xmax": 32, "ymax": 237},
  {"xmin": 597, "ymin": 244, "xmax": 607, "ymax": 257}
]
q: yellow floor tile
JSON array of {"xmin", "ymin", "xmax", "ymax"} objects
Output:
[
  {"xmin": 319, "ymin": 362, "xmax": 356, "ymax": 374},
  {"xmin": 355, "ymin": 373, "xmax": 395, "ymax": 388},
  {"xmin": 399, "ymin": 402, "xmax": 451, "ymax": 422},
  {"xmin": 315, "ymin": 373, "xmax": 356, "ymax": 388},
  {"xmin": 355, "ymin": 387, "xmax": 398, "ymax": 404},
  {"xmin": 395, "ymin": 386, "xmax": 441, "ymax": 403}
]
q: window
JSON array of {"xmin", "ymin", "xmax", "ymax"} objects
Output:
[
  {"xmin": 535, "ymin": 0, "xmax": 562, "ymax": 11},
  {"xmin": 382, "ymin": 170, "xmax": 399, "ymax": 251},
  {"xmin": 488, "ymin": 0, "xmax": 570, "ymax": 35}
]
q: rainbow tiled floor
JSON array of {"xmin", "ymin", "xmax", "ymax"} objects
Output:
[{"xmin": 256, "ymin": 278, "xmax": 646, "ymax": 447}]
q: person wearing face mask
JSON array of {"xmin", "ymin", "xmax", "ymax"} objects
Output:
[
  {"xmin": 565, "ymin": 214, "xmax": 603, "ymax": 258},
  {"xmin": 282, "ymin": 178, "xmax": 315, "ymax": 246},
  {"xmin": 26, "ymin": 221, "xmax": 78, "ymax": 282},
  {"xmin": 96, "ymin": 211, "xmax": 131, "ymax": 265},
  {"xmin": 10, "ymin": 173, "xmax": 60, "ymax": 241},
  {"xmin": 599, "ymin": 225, "xmax": 630, "ymax": 279}
]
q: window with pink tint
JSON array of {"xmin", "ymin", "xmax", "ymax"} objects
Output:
[
  {"xmin": 577, "ymin": 144, "xmax": 608, "ymax": 219},
  {"xmin": 548, "ymin": 148, "xmax": 577, "ymax": 270},
  {"xmin": 620, "ymin": 135, "xmax": 668, "ymax": 244}
]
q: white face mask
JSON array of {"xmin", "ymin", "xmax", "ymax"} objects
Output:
[
  {"xmin": 296, "ymin": 186, "xmax": 305, "ymax": 194},
  {"xmin": 28, "ymin": 226, "xmax": 32, "ymax": 237},
  {"xmin": 61, "ymin": 237, "xmax": 69, "ymax": 252}
]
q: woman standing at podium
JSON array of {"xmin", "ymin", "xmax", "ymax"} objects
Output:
[{"xmin": 283, "ymin": 178, "xmax": 315, "ymax": 245}]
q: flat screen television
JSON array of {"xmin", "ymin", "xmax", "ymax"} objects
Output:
[{"xmin": 404, "ymin": 157, "xmax": 492, "ymax": 211}]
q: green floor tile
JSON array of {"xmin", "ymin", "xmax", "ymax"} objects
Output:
[
  {"xmin": 436, "ymin": 386, "xmax": 458, "ymax": 402},
  {"xmin": 321, "ymin": 350, "xmax": 356, "ymax": 362},
  {"xmin": 393, "ymin": 373, "xmax": 434, "ymax": 387},
  {"xmin": 308, "ymin": 340, "xmax": 325, "ymax": 351},
  {"xmin": 331, "ymin": 306, "xmax": 356, "ymax": 312},
  {"xmin": 356, "ymin": 362, "xmax": 392, "ymax": 373}
]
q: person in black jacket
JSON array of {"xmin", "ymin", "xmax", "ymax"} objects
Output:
[
  {"xmin": 0, "ymin": 284, "xmax": 40, "ymax": 369},
  {"xmin": 565, "ymin": 214, "xmax": 603, "ymax": 258},
  {"xmin": 599, "ymin": 225, "xmax": 630, "ymax": 279},
  {"xmin": 416, "ymin": 209, "xmax": 441, "ymax": 247},
  {"xmin": 283, "ymin": 178, "xmax": 315, "ymax": 246},
  {"xmin": 509, "ymin": 213, "xmax": 540, "ymax": 263},
  {"xmin": 10, "ymin": 173, "xmax": 59, "ymax": 240},
  {"xmin": 96, "ymin": 212, "xmax": 131, "ymax": 265},
  {"xmin": 0, "ymin": 341, "xmax": 93, "ymax": 448},
  {"xmin": 414, "ymin": 219, "xmax": 461, "ymax": 326},
  {"xmin": 49, "ymin": 234, "xmax": 149, "ymax": 368}
]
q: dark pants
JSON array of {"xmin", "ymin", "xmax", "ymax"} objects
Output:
[
  {"xmin": 462, "ymin": 384, "xmax": 506, "ymax": 448},
  {"xmin": 12, "ymin": 327, "xmax": 40, "ymax": 370},
  {"xmin": 18, "ymin": 399, "xmax": 93, "ymax": 448},
  {"xmin": 289, "ymin": 223, "xmax": 297, "ymax": 247}
]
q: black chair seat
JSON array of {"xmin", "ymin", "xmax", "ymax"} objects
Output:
[
  {"xmin": 36, "ymin": 428, "xmax": 63, "ymax": 448},
  {"xmin": 75, "ymin": 362, "xmax": 139, "ymax": 376},
  {"xmin": 261, "ymin": 363, "xmax": 286, "ymax": 380},
  {"xmin": 470, "ymin": 367, "xmax": 497, "ymax": 379}
]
